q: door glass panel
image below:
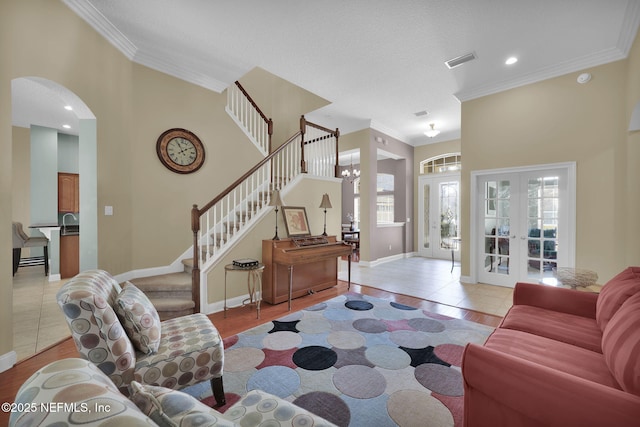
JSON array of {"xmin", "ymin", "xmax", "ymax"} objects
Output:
[
  {"xmin": 527, "ymin": 176, "xmax": 559, "ymax": 280},
  {"xmin": 423, "ymin": 184, "xmax": 430, "ymax": 249},
  {"xmin": 483, "ymin": 180, "xmax": 510, "ymax": 275},
  {"xmin": 439, "ymin": 182, "xmax": 459, "ymax": 250}
]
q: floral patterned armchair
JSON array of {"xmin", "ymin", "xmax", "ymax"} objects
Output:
[{"xmin": 55, "ymin": 269, "xmax": 225, "ymax": 406}]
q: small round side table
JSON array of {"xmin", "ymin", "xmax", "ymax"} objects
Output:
[{"xmin": 224, "ymin": 263, "xmax": 265, "ymax": 319}]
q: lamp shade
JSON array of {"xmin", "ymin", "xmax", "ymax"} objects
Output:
[
  {"xmin": 319, "ymin": 193, "xmax": 332, "ymax": 209},
  {"xmin": 269, "ymin": 190, "xmax": 284, "ymax": 207}
]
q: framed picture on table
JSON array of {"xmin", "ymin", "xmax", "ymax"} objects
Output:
[{"xmin": 282, "ymin": 206, "xmax": 311, "ymax": 237}]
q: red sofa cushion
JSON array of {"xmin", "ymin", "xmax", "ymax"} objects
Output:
[
  {"xmin": 484, "ymin": 328, "xmax": 620, "ymax": 390},
  {"xmin": 499, "ymin": 304, "xmax": 602, "ymax": 353},
  {"xmin": 602, "ymin": 291, "xmax": 640, "ymax": 396},
  {"xmin": 596, "ymin": 266, "xmax": 640, "ymax": 331}
]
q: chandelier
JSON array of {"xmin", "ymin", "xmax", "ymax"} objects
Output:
[
  {"xmin": 424, "ymin": 123, "xmax": 440, "ymax": 138},
  {"xmin": 341, "ymin": 156, "xmax": 360, "ymax": 183}
]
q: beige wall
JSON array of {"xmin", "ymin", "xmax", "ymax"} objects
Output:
[
  {"xmin": 240, "ymin": 67, "xmax": 332, "ymax": 146},
  {"xmin": 461, "ymin": 53, "xmax": 637, "ymax": 282},
  {"xmin": 1, "ymin": 2, "xmax": 14, "ymax": 359},
  {"xmin": 625, "ymin": 30, "xmax": 640, "ymax": 266}
]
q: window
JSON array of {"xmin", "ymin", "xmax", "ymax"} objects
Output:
[
  {"xmin": 377, "ymin": 173, "xmax": 394, "ymax": 224},
  {"xmin": 420, "ymin": 153, "xmax": 461, "ymax": 174}
]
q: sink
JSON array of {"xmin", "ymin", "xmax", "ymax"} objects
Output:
[{"xmin": 60, "ymin": 225, "xmax": 80, "ymax": 236}]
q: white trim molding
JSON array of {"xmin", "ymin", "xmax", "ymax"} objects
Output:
[{"xmin": 0, "ymin": 351, "xmax": 17, "ymax": 373}]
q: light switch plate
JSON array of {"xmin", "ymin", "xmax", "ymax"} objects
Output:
[{"xmin": 104, "ymin": 206, "xmax": 113, "ymax": 216}]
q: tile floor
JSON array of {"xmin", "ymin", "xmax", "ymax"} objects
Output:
[
  {"xmin": 339, "ymin": 257, "xmax": 515, "ymax": 317},
  {"xmin": 16, "ymin": 256, "xmax": 584, "ymax": 362},
  {"xmin": 12, "ymin": 266, "xmax": 68, "ymax": 362}
]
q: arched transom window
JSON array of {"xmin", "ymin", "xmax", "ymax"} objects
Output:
[{"xmin": 420, "ymin": 153, "xmax": 461, "ymax": 174}]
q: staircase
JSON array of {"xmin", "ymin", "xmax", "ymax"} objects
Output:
[
  {"xmin": 129, "ymin": 261, "xmax": 195, "ymax": 321},
  {"xmin": 129, "ymin": 82, "xmax": 339, "ymax": 320}
]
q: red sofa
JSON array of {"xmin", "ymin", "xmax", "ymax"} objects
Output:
[{"xmin": 462, "ymin": 266, "xmax": 640, "ymax": 427}]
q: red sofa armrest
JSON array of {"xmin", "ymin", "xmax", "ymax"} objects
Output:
[
  {"xmin": 512, "ymin": 282, "xmax": 598, "ymax": 318},
  {"xmin": 462, "ymin": 343, "xmax": 640, "ymax": 427}
]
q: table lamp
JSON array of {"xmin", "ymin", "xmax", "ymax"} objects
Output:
[
  {"xmin": 319, "ymin": 193, "xmax": 332, "ymax": 236},
  {"xmin": 268, "ymin": 190, "xmax": 284, "ymax": 240}
]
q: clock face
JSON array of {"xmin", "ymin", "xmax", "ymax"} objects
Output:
[
  {"xmin": 156, "ymin": 129, "xmax": 205, "ymax": 174},
  {"xmin": 167, "ymin": 137, "xmax": 197, "ymax": 166}
]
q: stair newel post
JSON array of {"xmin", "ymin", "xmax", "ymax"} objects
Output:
[
  {"xmin": 300, "ymin": 115, "xmax": 307, "ymax": 174},
  {"xmin": 334, "ymin": 128, "xmax": 341, "ymax": 178},
  {"xmin": 267, "ymin": 118, "xmax": 274, "ymax": 154},
  {"xmin": 191, "ymin": 204, "xmax": 201, "ymax": 313}
]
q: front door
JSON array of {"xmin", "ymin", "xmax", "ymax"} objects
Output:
[
  {"xmin": 418, "ymin": 174, "xmax": 461, "ymax": 261},
  {"xmin": 475, "ymin": 165, "xmax": 574, "ymax": 287}
]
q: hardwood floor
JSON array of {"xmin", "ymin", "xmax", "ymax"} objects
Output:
[{"xmin": 0, "ymin": 281, "xmax": 502, "ymax": 425}]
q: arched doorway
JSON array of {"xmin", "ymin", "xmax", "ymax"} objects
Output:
[{"xmin": 11, "ymin": 76, "xmax": 97, "ymax": 360}]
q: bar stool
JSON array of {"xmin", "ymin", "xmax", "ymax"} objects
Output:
[{"xmin": 12, "ymin": 222, "xmax": 49, "ymax": 276}]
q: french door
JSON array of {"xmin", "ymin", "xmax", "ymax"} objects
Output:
[
  {"xmin": 418, "ymin": 173, "xmax": 461, "ymax": 261},
  {"xmin": 475, "ymin": 165, "xmax": 575, "ymax": 287}
]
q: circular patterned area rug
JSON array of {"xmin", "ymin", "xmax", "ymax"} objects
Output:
[{"xmin": 185, "ymin": 293, "xmax": 494, "ymax": 427}]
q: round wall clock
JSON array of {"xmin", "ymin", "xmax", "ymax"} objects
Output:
[{"xmin": 156, "ymin": 128, "xmax": 206, "ymax": 174}]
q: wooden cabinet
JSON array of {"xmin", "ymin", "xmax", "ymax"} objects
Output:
[
  {"xmin": 60, "ymin": 234, "xmax": 79, "ymax": 278},
  {"xmin": 58, "ymin": 173, "xmax": 79, "ymax": 213}
]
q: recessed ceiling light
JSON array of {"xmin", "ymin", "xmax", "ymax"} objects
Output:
[
  {"xmin": 505, "ymin": 57, "xmax": 518, "ymax": 65},
  {"xmin": 62, "ymin": 124, "xmax": 71, "ymax": 129},
  {"xmin": 64, "ymin": 105, "xmax": 73, "ymax": 111}
]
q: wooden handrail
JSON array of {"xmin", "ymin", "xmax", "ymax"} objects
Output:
[
  {"xmin": 196, "ymin": 130, "xmax": 302, "ymax": 216},
  {"xmin": 234, "ymin": 81, "xmax": 272, "ymax": 127}
]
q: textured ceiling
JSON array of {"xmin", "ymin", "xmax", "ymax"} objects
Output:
[{"xmin": 12, "ymin": 0, "xmax": 640, "ymax": 145}]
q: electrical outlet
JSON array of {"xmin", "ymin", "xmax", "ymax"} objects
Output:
[{"xmin": 388, "ymin": 244, "xmax": 392, "ymax": 251}]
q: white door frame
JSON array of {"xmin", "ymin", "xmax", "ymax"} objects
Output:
[{"xmin": 469, "ymin": 162, "xmax": 576, "ymax": 285}]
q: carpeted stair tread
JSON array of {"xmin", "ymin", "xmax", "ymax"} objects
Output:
[
  {"xmin": 151, "ymin": 298, "xmax": 195, "ymax": 321},
  {"xmin": 130, "ymin": 272, "xmax": 191, "ymax": 292},
  {"xmin": 150, "ymin": 298, "xmax": 195, "ymax": 311}
]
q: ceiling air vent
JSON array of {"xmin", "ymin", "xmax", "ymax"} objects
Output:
[
  {"xmin": 414, "ymin": 110, "xmax": 429, "ymax": 117},
  {"xmin": 445, "ymin": 52, "xmax": 477, "ymax": 69}
]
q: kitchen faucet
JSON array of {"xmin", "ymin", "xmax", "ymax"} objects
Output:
[{"xmin": 62, "ymin": 212, "xmax": 77, "ymax": 229}]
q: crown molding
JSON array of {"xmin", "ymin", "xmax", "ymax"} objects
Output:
[
  {"xmin": 455, "ymin": 47, "xmax": 627, "ymax": 102},
  {"xmin": 132, "ymin": 50, "xmax": 230, "ymax": 93},
  {"xmin": 63, "ymin": 0, "xmax": 137, "ymax": 59},
  {"xmin": 456, "ymin": 1, "xmax": 640, "ymax": 103},
  {"xmin": 63, "ymin": 0, "xmax": 229, "ymax": 93}
]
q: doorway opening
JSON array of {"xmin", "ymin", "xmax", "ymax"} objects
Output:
[{"xmin": 11, "ymin": 76, "xmax": 97, "ymax": 361}]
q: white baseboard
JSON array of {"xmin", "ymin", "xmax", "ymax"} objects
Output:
[
  {"xmin": 203, "ymin": 294, "xmax": 251, "ymax": 315},
  {"xmin": 359, "ymin": 252, "xmax": 417, "ymax": 268},
  {"xmin": 0, "ymin": 351, "xmax": 17, "ymax": 373},
  {"xmin": 48, "ymin": 273, "xmax": 61, "ymax": 282}
]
